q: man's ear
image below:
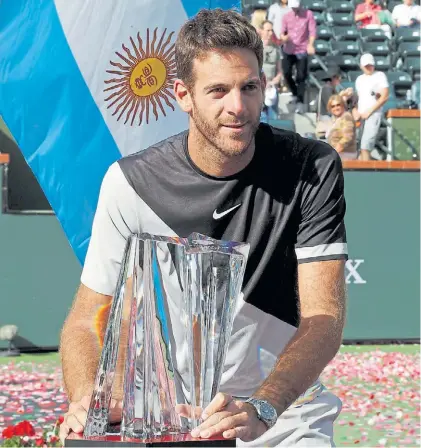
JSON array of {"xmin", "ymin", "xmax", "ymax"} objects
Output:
[{"xmin": 174, "ymin": 79, "xmax": 193, "ymax": 113}]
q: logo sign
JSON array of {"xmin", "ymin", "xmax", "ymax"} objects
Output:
[
  {"xmin": 105, "ymin": 28, "xmax": 176, "ymax": 125},
  {"xmin": 346, "ymin": 259, "xmax": 366, "ymax": 284}
]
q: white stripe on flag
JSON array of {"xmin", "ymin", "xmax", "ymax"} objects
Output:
[
  {"xmin": 295, "ymin": 243, "xmax": 348, "ymax": 260},
  {"xmin": 55, "ymin": 0, "xmax": 189, "ymax": 156}
]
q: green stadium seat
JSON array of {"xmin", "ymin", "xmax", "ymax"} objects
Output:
[
  {"xmin": 387, "ymin": 0, "xmax": 402, "ymax": 10},
  {"xmin": 347, "ymin": 70, "xmax": 362, "ymax": 82},
  {"xmin": 374, "ymin": 56, "xmax": 391, "ymax": 71},
  {"xmin": 395, "ymin": 27, "xmax": 421, "ymax": 44},
  {"xmin": 361, "ymin": 41, "xmax": 390, "ymax": 56},
  {"xmin": 360, "ymin": 28, "xmax": 388, "ymax": 42},
  {"xmin": 404, "ymin": 57, "xmax": 421, "ymax": 80},
  {"xmin": 325, "ymin": 54, "xmax": 359, "ymax": 70},
  {"xmin": 308, "ymin": 56, "xmax": 322, "ymax": 71},
  {"xmin": 312, "ymin": 10, "xmax": 326, "ymax": 24},
  {"xmin": 301, "ymin": 0, "xmax": 327, "ymax": 10},
  {"xmin": 317, "ymin": 25, "xmax": 334, "ymax": 40},
  {"xmin": 269, "ymin": 119, "xmax": 296, "ymax": 132},
  {"xmin": 331, "ymin": 41, "xmax": 360, "ymax": 55},
  {"xmin": 315, "ymin": 40, "xmax": 330, "ymax": 55},
  {"xmin": 326, "ymin": 12, "xmax": 354, "ymax": 25},
  {"xmin": 333, "ymin": 25, "xmax": 360, "ymax": 40},
  {"xmin": 326, "ymin": 0, "xmax": 354, "ymax": 12},
  {"xmin": 399, "ymin": 42, "xmax": 421, "ymax": 58},
  {"xmin": 387, "ymin": 71, "xmax": 413, "ymax": 97}
]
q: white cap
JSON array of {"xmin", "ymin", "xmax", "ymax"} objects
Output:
[
  {"xmin": 264, "ymin": 86, "xmax": 278, "ymax": 107},
  {"xmin": 288, "ymin": 0, "xmax": 301, "ymax": 7},
  {"xmin": 360, "ymin": 53, "xmax": 375, "ymax": 67}
]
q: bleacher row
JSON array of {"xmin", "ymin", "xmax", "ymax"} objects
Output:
[{"xmin": 306, "ymin": 0, "xmax": 421, "ymax": 108}]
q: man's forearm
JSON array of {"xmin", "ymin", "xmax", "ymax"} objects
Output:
[{"xmin": 253, "ymin": 315, "xmax": 344, "ymax": 415}]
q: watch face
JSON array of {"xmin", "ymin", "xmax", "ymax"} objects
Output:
[{"xmin": 260, "ymin": 402, "xmax": 276, "ymax": 420}]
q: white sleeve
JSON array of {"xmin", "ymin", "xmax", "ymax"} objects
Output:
[
  {"xmin": 392, "ymin": 5, "xmax": 399, "ymax": 21},
  {"xmin": 267, "ymin": 5, "xmax": 274, "ymax": 21},
  {"xmin": 377, "ymin": 72, "xmax": 389, "ymax": 90},
  {"xmin": 81, "ymin": 162, "xmax": 140, "ymax": 296}
]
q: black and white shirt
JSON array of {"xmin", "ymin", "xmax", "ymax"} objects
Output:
[{"xmin": 81, "ymin": 123, "xmax": 347, "ymax": 397}]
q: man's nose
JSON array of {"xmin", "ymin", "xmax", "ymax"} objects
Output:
[{"xmin": 226, "ymin": 90, "xmax": 245, "ymax": 116}]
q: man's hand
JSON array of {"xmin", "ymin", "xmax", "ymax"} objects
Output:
[
  {"xmin": 59, "ymin": 396, "xmax": 123, "ymax": 445},
  {"xmin": 182, "ymin": 393, "xmax": 268, "ymax": 442},
  {"xmin": 307, "ymin": 44, "xmax": 315, "ymax": 55},
  {"xmin": 352, "ymin": 109, "xmax": 361, "ymax": 121}
]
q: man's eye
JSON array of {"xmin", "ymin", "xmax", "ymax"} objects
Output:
[
  {"xmin": 244, "ymin": 84, "xmax": 258, "ymax": 91},
  {"xmin": 211, "ymin": 88, "xmax": 225, "ymax": 93}
]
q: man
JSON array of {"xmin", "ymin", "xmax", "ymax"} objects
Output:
[
  {"xmin": 267, "ymin": 0, "xmax": 291, "ymax": 40},
  {"xmin": 353, "ymin": 53, "xmax": 389, "ymax": 161},
  {"xmin": 354, "ymin": 0, "xmax": 382, "ymax": 27},
  {"xmin": 392, "ymin": 0, "xmax": 421, "ymax": 27},
  {"xmin": 260, "ymin": 20, "xmax": 283, "ymax": 121},
  {"xmin": 60, "ymin": 9, "xmax": 347, "ymax": 447},
  {"xmin": 279, "ymin": 0, "xmax": 316, "ymax": 114}
]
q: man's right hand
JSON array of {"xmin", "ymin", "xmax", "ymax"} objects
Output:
[{"xmin": 59, "ymin": 396, "xmax": 123, "ymax": 445}]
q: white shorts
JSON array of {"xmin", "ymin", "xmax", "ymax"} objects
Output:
[
  {"xmin": 360, "ymin": 113, "xmax": 382, "ymax": 151},
  {"xmin": 237, "ymin": 389, "xmax": 342, "ymax": 447}
]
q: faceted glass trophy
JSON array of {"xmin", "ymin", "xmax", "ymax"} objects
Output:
[{"xmin": 65, "ymin": 233, "xmax": 249, "ymax": 447}]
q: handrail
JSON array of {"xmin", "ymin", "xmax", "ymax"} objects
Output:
[{"xmin": 342, "ymin": 160, "xmax": 420, "ymax": 170}]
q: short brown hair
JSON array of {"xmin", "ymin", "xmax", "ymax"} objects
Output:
[{"xmin": 175, "ymin": 9, "xmax": 263, "ymax": 87}]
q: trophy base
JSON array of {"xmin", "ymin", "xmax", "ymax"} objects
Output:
[{"xmin": 65, "ymin": 432, "xmax": 236, "ymax": 447}]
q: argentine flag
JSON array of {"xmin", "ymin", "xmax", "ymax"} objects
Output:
[{"xmin": 0, "ymin": 0, "xmax": 239, "ymax": 263}]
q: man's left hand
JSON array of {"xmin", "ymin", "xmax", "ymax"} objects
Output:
[
  {"xmin": 178, "ymin": 393, "xmax": 268, "ymax": 442},
  {"xmin": 307, "ymin": 44, "xmax": 315, "ymax": 55}
]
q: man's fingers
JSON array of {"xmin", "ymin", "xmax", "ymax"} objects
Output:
[
  {"xmin": 202, "ymin": 393, "xmax": 233, "ymax": 419},
  {"xmin": 223, "ymin": 426, "xmax": 249, "ymax": 441},
  {"xmin": 190, "ymin": 410, "xmax": 232, "ymax": 437},
  {"xmin": 65, "ymin": 414, "xmax": 85, "ymax": 434},
  {"xmin": 175, "ymin": 404, "xmax": 203, "ymax": 418},
  {"xmin": 196, "ymin": 412, "xmax": 249, "ymax": 439},
  {"xmin": 59, "ymin": 423, "xmax": 70, "ymax": 446}
]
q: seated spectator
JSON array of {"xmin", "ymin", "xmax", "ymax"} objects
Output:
[
  {"xmin": 267, "ymin": 0, "xmax": 291, "ymax": 40},
  {"xmin": 326, "ymin": 95, "xmax": 358, "ymax": 160},
  {"xmin": 353, "ymin": 53, "xmax": 389, "ymax": 161},
  {"xmin": 355, "ymin": 0, "xmax": 392, "ymax": 37},
  {"xmin": 354, "ymin": 0, "xmax": 382, "ymax": 27},
  {"xmin": 260, "ymin": 21, "xmax": 283, "ymax": 121},
  {"xmin": 315, "ymin": 68, "xmax": 354, "ymax": 138},
  {"xmin": 392, "ymin": 0, "xmax": 421, "ymax": 27}
]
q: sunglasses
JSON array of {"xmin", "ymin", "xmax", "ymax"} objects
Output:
[{"xmin": 330, "ymin": 103, "xmax": 342, "ymax": 108}]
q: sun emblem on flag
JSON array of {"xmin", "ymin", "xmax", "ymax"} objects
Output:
[{"xmin": 104, "ymin": 28, "xmax": 177, "ymax": 125}]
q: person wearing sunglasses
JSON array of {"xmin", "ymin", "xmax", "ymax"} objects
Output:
[{"xmin": 326, "ymin": 95, "xmax": 357, "ymax": 160}]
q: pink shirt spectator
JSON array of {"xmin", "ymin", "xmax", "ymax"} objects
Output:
[
  {"xmin": 280, "ymin": 9, "xmax": 317, "ymax": 55},
  {"xmin": 355, "ymin": 2, "xmax": 382, "ymax": 27}
]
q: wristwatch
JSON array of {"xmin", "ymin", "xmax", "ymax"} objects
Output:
[{"xmin": 245, "ymin": 397, "xmax": 278, "ymax": 429}]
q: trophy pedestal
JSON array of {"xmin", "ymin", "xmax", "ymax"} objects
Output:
[{"xmin": 65, "ymin": 432, "xmax": 236, "ymax": 447}]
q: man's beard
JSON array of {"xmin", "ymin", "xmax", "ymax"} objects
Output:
[{"xmin": 190, "ymin": 102, "xmax": 260, "ymax": 159}]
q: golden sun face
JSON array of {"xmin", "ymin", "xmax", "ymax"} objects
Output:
[{"xmin": 104, "ymin": 28, "xmax": 177, "ymax": 125}]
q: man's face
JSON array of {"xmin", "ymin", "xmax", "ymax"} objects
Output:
[
  {"xmin": 261, "ymin": 23, "xmax": 274, "ymax": 42},
  {"xmin": 362, "ymin": 64, "xmax": 375, "ymax": 75},
  {"xmin": 187, "ymin": 49, "xmax": 264, "ymax": 158},
  {"xmin": 404, "ymin": 0, "xmax": 413, "ymax": 6}
]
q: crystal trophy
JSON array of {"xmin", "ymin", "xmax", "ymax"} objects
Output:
[{"xmin": 65, "ymin": 233, "xmax": 249, "ymax": 447}]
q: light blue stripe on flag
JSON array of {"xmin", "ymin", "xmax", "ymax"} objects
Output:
[{"xmin": 0, "ymin": 1, "xmax": 121, "ymax": 263}]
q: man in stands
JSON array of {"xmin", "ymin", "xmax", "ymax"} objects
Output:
[
  {"xmin": 353, "ymin": 53, "xmax": 389, "ymax": 161},
  {"xmin": 354, "ymin": 0, "xmax": 382, "ymax": 27},
  {"xmin": 260, "ymin": 20, "xmax": 284, "ymax": 121},
  {"xmin": 267, "ymin": 0, "xmax": 291, "ymax": 40},
  {"xmin": 392, "ymin": 0, "xmax": 421, "ymax": 27},
  {"xmin": 279, "ymin": 0, "xmax": 316, "ymax": 114}
]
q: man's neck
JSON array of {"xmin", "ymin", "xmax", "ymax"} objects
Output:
[{"xmin": 187, "ymin": 122, "xmax": 255, "ymax": 178}]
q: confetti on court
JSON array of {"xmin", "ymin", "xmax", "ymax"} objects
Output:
[{"xmin": 0, "ymin": 349, "xmax": 420, "ymax": 447}]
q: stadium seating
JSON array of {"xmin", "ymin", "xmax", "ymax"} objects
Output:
[
  {"xmin": 312, "ymin": 11, "xmax": 326, "ymax": 24},
  {"xmin": 326, "ymin": 0, "xmax": 354, "ymax": 12},
  {"xmin": 326, "ymin": 12, "xmax": 354, "ymax": 25},
  {"xmin": 332, "ymin": 40, "xmax": 360, "ymax": 55},
  {"xmin": 325, "ymin": 54, "xmax": 360, "ymax": 71},
  {"xmin": 395, "ymin": 27, "xmax": 420, "ymax": 44},
  {"xmin": 361, "ymin": 41, "xmax": 390, "ymax": 56},
  {"xmin": 334, "ymin": 26, "xmax": 360, "ymax": 41},
  {"xmin": 347, "ymin": 70, "xmax": 362, "ymax": 82},
  {"xmin": 360, "ymin": 28, "xmax": 388, "ymax": 42},
  {"xmin": 315, "ymin": 40, "xmax": 330, "ymax": 55},
  {"xmin": 374, "ymin": 56, "xmax": 392, "ymax": 71},
  {"xmin": 301, "ymin": 0, "xmax": 327, "ymax": 10},
  {"xmin": 399, "ymin": 42, "xmax": 421, "ymax": 59},
  {"xmin": 387, "ymin": 71, "xmax": 413, "ymax": 97},
  {"xmin": 404, "ymin": 57, "xmax": 421, "ymax": 81},
  {"xmin": 317, "ymin": 25, "xmax": 334, "ymax": 40}
]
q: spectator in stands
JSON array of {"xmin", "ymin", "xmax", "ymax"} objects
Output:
[
  {"xmin": 251, "ymin": 8, "xmax": 268, "ymax": 33},
  {"xmin": 279, "ymin": 0, "xmax": 316, "ymax": 114},
  {"xmin": 326, "ymin": 95, "xmax": 358, "ymax": 160},
  {"xmin": 353, "ymin": 53, "xmax": 389, "ymax": 161},
  {"xmin": 261, "ymin": 21, "xmax": 284, "ymax": 121},
  {"xmin": 392, "ymin": 0, "xmax": 421, "ymax": 27},
  {"xmin": 267, "ymin": 0, "xmax": 291, "ymax": 40},
  {"xmin": 354, "ymin": 0, "xmax": 382, "ymax": 28}
]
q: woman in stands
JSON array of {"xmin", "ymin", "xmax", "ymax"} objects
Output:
[{"xmin": 326, "ymin": 95, "xmax": 358, "ymax": 160}]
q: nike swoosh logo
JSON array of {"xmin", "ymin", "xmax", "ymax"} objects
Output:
[{"xmin": 213, "ymin": 203, "xmax": 242, "ymax": 220}]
